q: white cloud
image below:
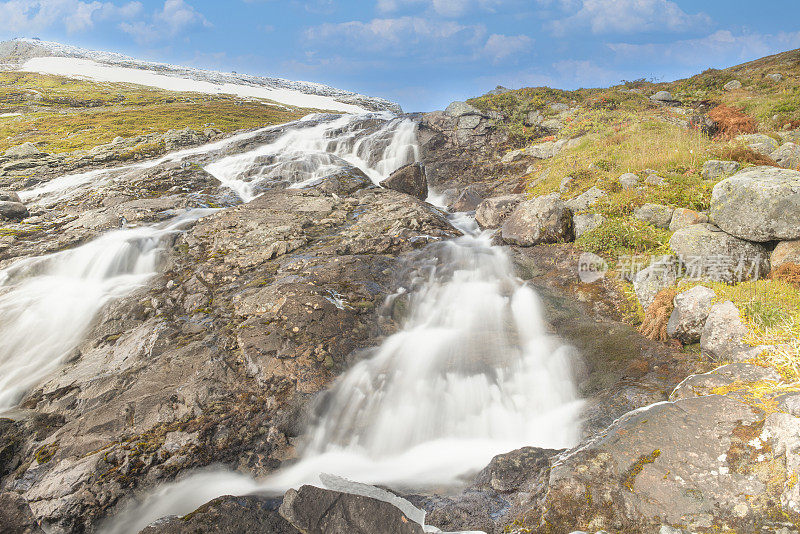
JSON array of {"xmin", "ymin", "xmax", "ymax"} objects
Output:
[
  {"xmin": 0, "ymin": 0, "xmax": 142, "ymax": 33},
  {"xmin": 377, "ymin": 0, "xmax": 510, "ymax": 17},
  {"xmin": 482, "ymin": 33, "xmax": 532, "ymax": 63},
  {"xmin": 306, "ymin": 16, "xmax": 486, "ymax": 54},
  {"xmin": 608, "ymin": 30, "xmax": 800, "ymax": 66},
  {"xmin": 119, "ymin": 0, "xmax": 210, "ymax": 44},
  {"xmin": 549, "ymin": 0, "xmax": 711, "ymax": 36}
]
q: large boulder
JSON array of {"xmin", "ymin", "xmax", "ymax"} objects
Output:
[
  {"xmin": 618, "ymin": 173, "xmax": 639, "ymax": 190},
  {"xmin": 380, "ymin": 163, "xmax": 428, "ymax": 201},
  {"xmin": 139, "ymin": 496, "xmax": 298, "ymax": 534},
  {"xmin": 279, "ymin": 485, "xmax": 425, "ymax": 534},
  {"xmin": 315, "ymin": 166, "xmax": 373, "ymax": 196},
  {"xmin": 771, "ymin": 240, "xmax": 800, "ymax": 269},
  {"xmin": 772, "ymin": 142, "xmax": 800, "ymax": 169},
  {"xmin": 0, "ymin": 201, "xmax": 29, "ymax": 221},
  {"xmin": 669, "ymin": 224, "xmax": 770, "ymax": 283},
  {"xmin": 669, "ymin": 208, "xmax": 708, "ymax": 231},
  {"xmin": 710, "ymin": 166, "xmax": 800, "ymax": 242},
  {"xmin": 501, "ymin": 194, "xmax": 574, "ymax": 246},
  {"xmin": 565, "ymin": 186, "xmax": 605, "ymax": 212},
  {"xmin": 723, "ymin": 80, "xmax": 742, "ymax": 90},
  {"xmin": 475, "ymin": 195, "xmax": 523, "ymax": 229},
  {"xmin": 634, "ymin": 203, "xmax": 674, "ymax": 229},
  {"xmin": 666, "ymin": 286, "xmax": 716, "ymax": 344},
  {"xmin": 651, "ymin": 90, "xmax": 673, "ymax": 102},
  {"xmin": 700, "ymin": 301, "xmax": 748, "ymax": 360},
  {"xmin": 0, "ymin": 190, "xmax": 21, "ymax": 203},
  {"xmin": 633, "ymin": 257, "xmax": 680, "ymax": 311},
  {"xmin": 701, "ymin": 160, "xmax": 740, "ymax": 181},
  {"xmin": 450, "ymin": 187, "xmax": 483, "ymax": 212}
]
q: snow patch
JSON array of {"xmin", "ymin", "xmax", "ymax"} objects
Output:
[{"xmin": 19, "ymin": 57, "xmax": 368, "ymax": 113}]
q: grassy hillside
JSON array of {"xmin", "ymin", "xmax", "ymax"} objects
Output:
[{"xmin": 0, "ymin": 72, "xmax": 312, "ymax": 154}]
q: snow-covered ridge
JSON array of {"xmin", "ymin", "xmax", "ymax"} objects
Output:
[{"xmin": 0, "ymin": 38, "xmax": 401, "ymax": 115}]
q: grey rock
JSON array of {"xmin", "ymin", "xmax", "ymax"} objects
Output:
[
  {"xmin": 475, "ymin": 195, "xmax": 523, "ymax": 229},
  {"xmin": 0, "ymin": 493, "xmax": 43, "ymax": 534},
  {"xmin": 669, "ymin": 223, "xmax": 770, "ymax": 283},
  {"xmin": 501, "ymin": 193, "xmax": 574, "ymax": 246},
  {"xmin": 315, "ymin": 167, "xmax": 373, "ymax": 196},
  {"xmin": 279, "ymin": 485, "xmax": 424, "ymax": 534},
  {"xmin": 550, "ymin": 103, "xmax": 569, "ymax": 112},
  {"xmin": 163, "ymin": 128, "xmax": 207, "ymax": 152},
  {"xmin": 766, "ymin": 73, "xmax": 783, "ymax": 82},
  {"xmin": 772, "ymin": 142, "xmax": 800, "ymax": 169},
  {"xmin": 701, "ymin": 301, "xmax": 748, "ymax": 360},
  {"xmin": 3, "ymin": 142, "xmax": 41, "ymax": 158},
  {"xmin": 771, "ymin": 240, "xmax": 800, "ymax": 269},
  {"xmin": 565, "ymin": 186, "xmax": 605, "ymax": 212},
  {"xmin": 138, "ymin": 495, "xmax": 298, "ymax": 534},
  {"xmin": 524, "ymin": 110, "xmax": 543, "ymax": 127},
  {"xmin": 540, "ymin": 118, "xmax": 563, "ymax": 132},
  {"xmin": 660, "ymin": 527, "xmax": 690, "ymax": 534},
  {"xmin": 380, "ymin": 163, "xmax": 428, "ymax": 201},
  {"xmin": 487, "ymin": 85, "xmax": 511, "ymax": 96},
  {"xmin": 651, "ymin": 90, "xmax": 673, "ymax": 102},
  {"xmin": 444, "ymin": 101, "xmax": 482, "ymax": 118},
  {"xmin": 666, "ymin": 286, "xmax": 715, "ymax": 344},
  {"xmin": 450, "ymin": 187, "xmax": 483, "ymax": 212},
  {"xmin": 634, "ymin": 203, "xmax": 674, "ymax": 229},
  {"xmin": 736, "ymin": 134, "xmax": 779, "ymax": 155},
  {"xmin": 645, "ymin": 173, "xmax": 666, "ymax": 186},
  {"xmin": 458, "ymin": 114, "xmax": 482, "ymax": 130},
  {"xmin": 0, "ymin": 201, "xmax": 29, "ymax": 221},
  {"xmin": 472, "ymin": 447, "xmax": 559, "ymax": 494},
  {"xmin": 618, "ymin": 172, "xmax": 639, "ymax": 189},
  {"xmin": 0, "ymin": 419, "xmax": 23, "ymax": 478},
  {"xmin": 0, "ymin": 190, "xmax": 21, "ymax": 203},
  {"xmin": 671, "ymin": 363, "xmax": 781, "ymax": 401},
  {"xmin": 574, "ymin": 213, "xmax": 606, "ymax": 239},
  {"xmin": 559, "ymin": 176, "xmax": 573, "ymax": 193},
  {"xmin": 633, "ymin": 256, "xmax": 680, "ymax": 311},
  {"xmin": 701, "ymin": 160, "xmax": 740, "ymax": 181},
  {"xmin": 524, "ymin": 139, "xmax": 568, "ymax": 160},
  {"xmin": 669, "ymin": 208, "xmax": 709, "ymax": 231},
  {"xmin": 723, "ymin": 80, "xmax": 742, "ymax": 91},
  {"xmin": 710, "ymin": 166, "xmax": 800, "ymax": 242}
]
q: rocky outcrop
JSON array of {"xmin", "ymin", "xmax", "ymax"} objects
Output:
[
  {"xmin": 380, "ymin": 163, "xmax": 428, "ymax": 200},
  {"xmin": 0, "ymin": 492, "xmax": 43, "ymax": 534},
  {"xmin": 710, "ymin": 166, "xmax": 800, "ymax": 242},
  {"xmin": 4, "ymin": 186, "xmax": 457, "ymax": 532},
  {"xmin": 501, "ymin": 194, "xmax": 574, "ymax": 246}
]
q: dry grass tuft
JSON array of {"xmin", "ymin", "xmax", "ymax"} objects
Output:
[
  {"xmin": 771, "ymin": 263, "xmax": 800, "ymax": 288},
  {"xmin": 638, "ymin": 287, "xmax": 678, "ymax": 342},
  {"xmin": 708, "ymin": 104, "xmax": 758, "ymax": 137},
  {"xmin": 712, "ymin": 145, "xmax": 779, "ymax": 167}
]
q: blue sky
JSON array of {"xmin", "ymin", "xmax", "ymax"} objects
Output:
[{"xmin": 2, "ymin": 0, "xmax": 800, "ymax": 111}]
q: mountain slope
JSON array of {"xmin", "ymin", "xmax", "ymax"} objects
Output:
[{"xmin": 0, "ymin": 38, "xmax": 400, "ymax": 114}]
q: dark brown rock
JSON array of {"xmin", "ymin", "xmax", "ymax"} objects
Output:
[
  {"xmin": 0, "ymin": 493, "xmax": 43, "ymax": 534},
  {"xmin": 380, "ymin": 163, "xmax": 428, "ymax": 200}
]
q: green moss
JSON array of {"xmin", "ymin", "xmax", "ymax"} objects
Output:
[
  {"xmin": 34, "ymin": 443, "xmax": 58, "ymax": 464},
  {"xmin": 622, "ymin": 449, "xmax": 661, "ymax": 491}
]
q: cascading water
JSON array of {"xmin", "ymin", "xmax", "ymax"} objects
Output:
[{"xmin": 0, "ymin": 210, "xmax": 215, "ymax": 410}]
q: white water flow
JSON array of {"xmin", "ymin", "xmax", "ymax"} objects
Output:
[
  {"xmin": 0, "ymin": 210, "xmax": 216, "ymax": 410},
  {"xmin": 204, "ymin": 111, "xmax": 418, "ymax": 201}
]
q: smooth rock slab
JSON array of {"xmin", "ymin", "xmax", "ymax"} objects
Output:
[
  {"xmin": 279, "ymin": 485, "xmax": 425, "ymax": 534},
  {"xmin": 710, "ymin": 166, "xmax": 800, "ymax": 242},
  {"xmin": 670, "ymin": 363, "xmax": 782, "ymax": 401},
  {"xmin": 475, "ymin": 195, "xmax": 523, "ymax": 229},
  {"xmin": 501, "ymin": 193, "xmax": 574, "ymax": 246},
  {"xmin": 667, "ymin": 285, "xmax": 716, "ymax": 344},
  {"xmin": 669, "ymin": 223, "xmax": 770, "ymax": 282}
]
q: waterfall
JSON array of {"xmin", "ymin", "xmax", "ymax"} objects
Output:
[{"xmin": 0, "ymin": 210, "xmax": 215, "ymax": 410}]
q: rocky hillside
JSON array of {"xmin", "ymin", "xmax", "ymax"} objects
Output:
[{"xmin": 2, "ymin": 45, "xmax": 800, "ymax": 534}]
